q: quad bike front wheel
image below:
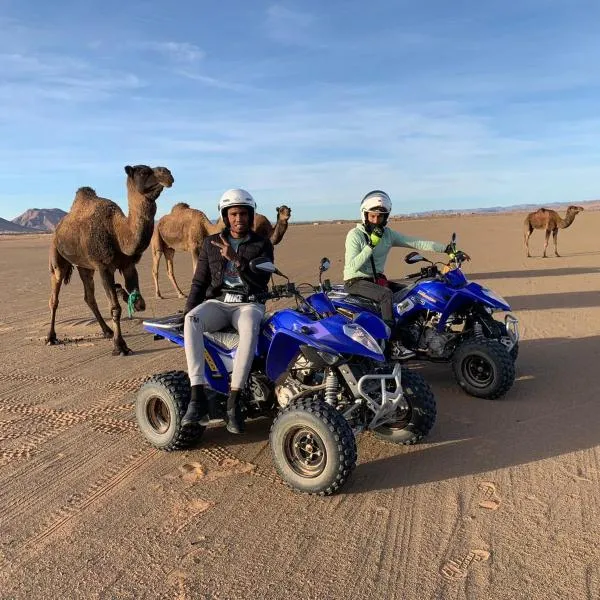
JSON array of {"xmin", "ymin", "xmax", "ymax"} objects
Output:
[
  {"xmin": 452, "ymin": 339, "xmax": 515, "ymax": 399},
  {"xmin": 270, "ymin": 399, "xmax": 357, "ymax": 496},
  {"xmin": 481, "ymin": 317, "xmax": 519, "ymax": 361},
  {"xmin": 372, "ymin": 370, "xmax": 437, "ymax": 445},
  {"xmin": 136, "ymin": 370, "xmax": 204, "ymax": 451}
]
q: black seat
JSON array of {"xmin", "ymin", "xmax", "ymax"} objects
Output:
[{"xmin": 343, "ymin": 295, "xmax": 381, "ymax": 311}]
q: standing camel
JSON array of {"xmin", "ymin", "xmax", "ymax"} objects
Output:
[
  {"xmin": 151, "ymin": 204, "xmax": 292, "ymax": 299},
  {"xmin": 46, "ymin": 165, "xmax": 174, "ymax": 355},
  {"xmin": 523, "ymin": 205, "xmax": 584, "ymax": 258}
]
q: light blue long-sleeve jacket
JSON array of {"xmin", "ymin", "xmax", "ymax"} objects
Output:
[{"xmin": 343, "ymin": 223, "xmax": 446, "ymax": 281}]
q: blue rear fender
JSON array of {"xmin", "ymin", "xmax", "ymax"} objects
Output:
[
  {"xmin": 202, "ymin": 338, "xmax": 233, "ymax": 394},
  {"xmin": 142, "ymin": 322, "xmax": 234, "ymax": 394},
  {"xmin": 143, "ymin": 324, "xmax": 184, "ymax": 346}
]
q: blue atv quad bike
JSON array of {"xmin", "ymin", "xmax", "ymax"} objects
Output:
[
  {"xmin": 135, "ymin": 258, "xmax": 436, "ymax": 496},
  {"xmin": 328, "ymin": 234, "xmax": 519, "ymax": 400}
]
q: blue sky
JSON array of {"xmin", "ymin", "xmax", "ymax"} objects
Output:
[{"xmin": 2, "ymin": 0, "xmax": 600, "ymax": 222}]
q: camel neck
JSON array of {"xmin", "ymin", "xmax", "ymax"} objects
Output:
[
  {"xmin": 559, "ymin": 212, "xmax": 576, "ymax": 228},
  {"xmin": 122, "ymin": 181, "xmax": 157, "ymax": 256}
]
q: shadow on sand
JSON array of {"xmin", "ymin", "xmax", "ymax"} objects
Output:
[
  {"xmin": 506, "ymin": 290, "xmax": 600, "ymax": 311},
  {"xmin": 347, "ymin": 334, "xmax": 600, "ymax": 493},
  {"xmin": 466, "ymin": 266, "xmax": 600, "ymax": 280}
]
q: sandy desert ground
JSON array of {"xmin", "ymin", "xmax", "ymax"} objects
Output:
[{"xmin": 1, "ymin": 210, "xmax": 599, "ymax": 600}]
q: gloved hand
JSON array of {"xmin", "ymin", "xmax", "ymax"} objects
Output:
[
  {"xmin": 368, "ymin": 226, "xmax": 384, "ymax": 247},
  {"xmin": 446, "ymin": 247, "xmax": 470, "ymax": 262}
]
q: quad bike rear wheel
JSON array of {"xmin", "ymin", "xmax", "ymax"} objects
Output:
[
  {"xmin": 270, "ymin": 399, "xmax": 357, "ymax": 496},
  {"xmin": 372, "ymin": 370, "xmax": 437, "ymax": 445},
  {"xmin": 136, "ymin": 371, "xmax": 204, "ymax": 451}
]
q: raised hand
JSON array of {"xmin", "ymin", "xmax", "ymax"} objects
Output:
[{"xmin": 211, "ymin": 234, "xmax": 238, "ymax": 262}]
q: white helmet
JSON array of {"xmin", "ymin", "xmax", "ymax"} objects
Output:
[
  {"xmin": 218, "ymin": 188, "xmax": 256, "ymax": 224},
  {"xmin": 360, "ymin": 190, "xmax": 392, "ymax": 225}
]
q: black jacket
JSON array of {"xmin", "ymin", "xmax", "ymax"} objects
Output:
[{"xmin": 184, "ymin": 230, "xmax": 274, "ymax": 313}]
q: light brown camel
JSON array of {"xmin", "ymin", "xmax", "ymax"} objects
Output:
[
  {"xmin": 151, "ymin": 204, "xmax": 292, "ymax": 298},
  {"xmin": 46, "ymin": 165, "xmax": 174, "ymax": 355},
  {"xmin": 523, "ymin": 205, "xmax": 584, "ymax": 258}
]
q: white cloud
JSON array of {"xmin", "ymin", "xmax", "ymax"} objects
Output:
[{"xmin": 0, "ymin": 51, "xmax": 143, "ymax": 103}]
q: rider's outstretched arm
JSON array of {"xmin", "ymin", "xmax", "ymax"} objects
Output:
[{"xmin": 389, "ymin": 230, "xmax": 446, "ymax": 254}]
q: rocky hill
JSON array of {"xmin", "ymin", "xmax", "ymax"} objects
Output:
[
  {"xmin": 11, "ymin": 208, "xmax": 67, "ymax": 232},
  {"xmin": 0, "ymin": 217, "xmax": 33, "ymax": 234}
]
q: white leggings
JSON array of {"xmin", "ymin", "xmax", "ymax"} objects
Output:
[{"xmin": 184, "ymin": 300, "xmax": 265, "ymax": 389}]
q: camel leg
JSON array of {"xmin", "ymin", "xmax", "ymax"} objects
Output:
[
  {"xmin": 77, "ymin": 267, "xmax": 113, "ymax": 338},
  {"xmin": 164, "ymin": 248, "xmax": 186, "ymax": 298},
  {"xmin": 46, "ymin": 247, "xmax": 72, "ymax": 345},
  {"xmin": 98, "ymin": 268, "xmax": 131, "ymax": 356},
  {"xmin": 524, "ymin": 225, "xmax": 533, "ymax": 258},
  {"xmin": 543, "ymin": 229, "xmax": 551, "ymax": 258},
  {"xmin": 46, "ymin": 270, "xmax": 63, "ymax": 345},
  {"xmin": 152, "ymin": 245, "xmax": 164, "ymax": 299},
  {"xmin": 553, "ymin": 229, "xmax": 560, "ymax": 257}
]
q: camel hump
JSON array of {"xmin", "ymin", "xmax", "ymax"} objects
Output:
[
  {"xmin": 171, "ymin": 202, "xmax": 190, "ymax": 212},
  {"xmin": 75, "ymin": 186, "xmax": 97, "ymax": 198}
]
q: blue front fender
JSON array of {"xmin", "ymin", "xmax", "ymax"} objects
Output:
[
  {"xmin": 438, "ymin": 284, "xmax": 512, "ymax": 330},
  {"xmin": 266, "ymin": 329, "xmax": 339, "ymax": 382}
]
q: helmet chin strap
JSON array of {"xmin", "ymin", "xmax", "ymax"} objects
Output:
[{"xmin": 364, "ymin": 218, "xmax": 388, "ymax": 232}]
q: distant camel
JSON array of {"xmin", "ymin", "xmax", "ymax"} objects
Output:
[
  {"xmin": 46, "ymin": 165, "xmax": 174, "ymax": 355},
  {"xmin": 523, "ymin": 205, "xmax": 584, "ymax": 258},
  {"xmin": 151, "ymin": 204, "xmax": 292, "ymax": 298}
]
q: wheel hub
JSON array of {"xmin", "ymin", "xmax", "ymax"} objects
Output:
[
  {"xmin": 286, "ymin": 427, "xmax": 326, "ymax": 477},
  {"xmin": 464, "ymin": 356, "xmax": 493, "ymax": 387},
  {"xmin": 147, "ymin": 396, "xmax": 171, "ymax": 434}
]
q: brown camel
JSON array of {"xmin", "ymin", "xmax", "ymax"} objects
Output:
[
  {"xmin": 46, "ymin": 165, "xmax": 174, "ymax": 355},
  {"xmin": 151, "ymin": 204, "xmax": 292, "ymax": 298},
  {"xmin": 523, "ymin": 205, "xmax": 584, "ymax": 258}
]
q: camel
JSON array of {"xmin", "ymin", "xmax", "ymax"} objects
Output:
[
  {"xmin": 151, "ymin": 203, "xmax": 292, "ymax": 299},
  {"xmin": 523, "ymin": 205, "xmax": 584, "ymax": 258},
  {"xmin": 46, "ymin": 165, "xmax": 174, "ymax": 355}
]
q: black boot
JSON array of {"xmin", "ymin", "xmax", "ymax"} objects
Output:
[
  {"xmin": 182, "ymin": 385, "xmax": 210, "ymax": 428},
  {"xmin": 225, "ymin": 389, "xmax": 244, "ymax": 434}
]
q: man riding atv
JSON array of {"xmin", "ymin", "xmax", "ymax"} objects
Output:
[
  {"xmin": 343, "ymin": 190, "xmax": 470, "ymax": 359},
  {"xmin": 181, "ymin": 188, "xmax": 274, "ymax": 433}
]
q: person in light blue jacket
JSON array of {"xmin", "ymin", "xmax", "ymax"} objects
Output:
[{"xmin": 344, "ymin": 190, "xmax": 468, "ymax": 359}]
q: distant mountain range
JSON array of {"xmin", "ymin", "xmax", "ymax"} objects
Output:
[
  {"xmin": 401, "ymin": 198, "xmax": 600, "ymax": 218},
  {"xmin": 1, "ymin": 199, "xmax": 598, "ymax": 233}
]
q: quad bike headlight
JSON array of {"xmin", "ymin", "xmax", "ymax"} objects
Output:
[{"xmin": 343, "ymin": 323, "xmax": 381, "ymax": 354}]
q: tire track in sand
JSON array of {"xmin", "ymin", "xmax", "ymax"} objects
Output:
[
  {"xmin": 0, "ymin": 447, "xmax": 158, "ymax": 573},
  {"xmin": 0, "ymin": 369, "xmax": 146, "ymax": 394}
]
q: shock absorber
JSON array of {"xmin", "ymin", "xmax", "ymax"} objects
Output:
[{"xmin": 324, "ymin": 369, "xmax": 340, "ymax": 405}]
